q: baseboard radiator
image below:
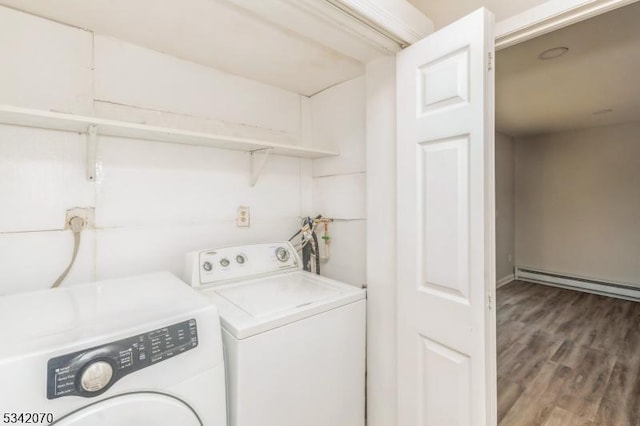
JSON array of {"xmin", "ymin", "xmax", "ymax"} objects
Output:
[{"xmin": 515, "ymin": 267, "xmax": 640, "ymax": 302}]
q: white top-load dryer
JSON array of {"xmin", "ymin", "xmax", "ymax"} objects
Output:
[
  {"xmin": 185, "ymin": 241, "xmax": 366, "ymax": 426},
  {"xmin": 0, "ymin": 272, "xmax": 226, "ymax": 426}
]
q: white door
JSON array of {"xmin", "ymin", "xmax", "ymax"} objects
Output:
[{"xmin": 397, "ymin": 8, "xmax": 496, "ymax": 426}]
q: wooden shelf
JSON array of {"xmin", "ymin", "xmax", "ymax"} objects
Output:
[
  {"xmin": 0, "ymin": 104, "xmax": 338, "ymax": 185},
  {"xmin": 0, "ymin": 104, "xmax": 338, "ymax": 159}
]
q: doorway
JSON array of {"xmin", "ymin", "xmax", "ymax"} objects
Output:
[{"xmin": 495, "ymin": 2, "xmax": 640, "ymax": 424}]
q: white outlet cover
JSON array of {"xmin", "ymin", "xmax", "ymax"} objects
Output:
[
  {"xmin": 65, "ymin": 207, "xmax": 95, "ymax": 229},
  {"xmin": 236, "ymin": 206, "xmax": 250, "ymax": 228}
]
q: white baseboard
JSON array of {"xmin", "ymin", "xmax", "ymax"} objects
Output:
[
  {"xmin": 515, "ymin": 267, "xmax": 640, "ymax": 302},
  {"xmin": 496, "ymin": 274, "xmax": 515, "ymax": 288}
]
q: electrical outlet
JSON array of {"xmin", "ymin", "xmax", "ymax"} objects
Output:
[
  {"xmin": 508, "ymin": 254, "xmax": 513, "ymax": 263},
  {"xmin": 64, "ymin": 207, "xmax": 94, "ymax": 230},
  {"xmin": 236, "ymin": 206, "xmax": 250, "ymax": 228}
]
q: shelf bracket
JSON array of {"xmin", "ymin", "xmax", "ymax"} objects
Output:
[
  {"xmin": 249, "ymin": 148, "xmax": 272, "ymax": 187},
  {"xmin": 87, "ymin": 124, "xmax": 98, "ymax": 181}
]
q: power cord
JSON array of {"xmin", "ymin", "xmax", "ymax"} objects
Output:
[{"xmin": 51, "ymin": 216, "xmax": 85, "ymax": 289}]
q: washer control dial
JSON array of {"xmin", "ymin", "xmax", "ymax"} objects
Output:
[
  {"xmin": 275, "ymin": 247, "xmax": 290, "ymax": 262},
  {"xmin": 236, "ymin": 254, "xmax": 247, "ymax": 264},
  {"xmin": 202, "ymin": 261, "xmax": 213, "ymax": 272},
  {"xmin": 80, "ymin": 361, "xmax": 113, "ymax": 393},
  {"xmin": 220, "ymin": 258, "xmax": 230, "ymax": 268}
]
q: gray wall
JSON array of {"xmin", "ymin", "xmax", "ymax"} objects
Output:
[
  {"xmin": 514, "ymin": 122, "xmax": 640, "ymax": 286},
  {"xmin": 496, "ymin": 132, "xmax": 515, "ymax": 283}
]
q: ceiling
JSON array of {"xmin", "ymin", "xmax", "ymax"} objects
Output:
[
  {"xmin": 0, "ymin": 0, "xmax": 371, "ymax": 96},
  {"xmin": 408, "ymin": 0, "xmax": 547, "ymax": 29},
  {"xmin": 496, "ymin": 1, "xmax": 640, "ymax": 137}
]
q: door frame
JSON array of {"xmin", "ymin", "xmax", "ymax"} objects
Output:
[
  {"xmin": 365, "ymin": 1, "xmax": 639, "ymax": 426},
  {"xmin": 495, "ymin": 0, "xmax": 638, "ymax": 50},
  {"xmin": 487, "ymin": 0, "xmax": 638, "ymax": 423}
]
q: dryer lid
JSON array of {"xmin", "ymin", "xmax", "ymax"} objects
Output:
[
  {"xmin": 53, "ymin": 392, "xmax": 202, "ymax": 425},
  {"xmin": 201, "ymin": 271, "xmax": 365, "ymax": 339}
]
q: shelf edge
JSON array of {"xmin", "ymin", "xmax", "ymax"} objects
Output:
[{"xmin": 0, "ymin": 104, "xmax": 339, "ymax": 159}]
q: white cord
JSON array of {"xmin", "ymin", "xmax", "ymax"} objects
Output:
[{"xmin": 51, "ymin": 216, "xmax": 84, "ymax": 289}]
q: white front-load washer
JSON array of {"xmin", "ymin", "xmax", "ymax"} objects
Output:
[
  {"xmin": 0, "ymin": 272, "xmax": 226, "ymax": 426},
  {"xmin": 185, "ymin": 242, "xmax": 366, "ymax": 426}
]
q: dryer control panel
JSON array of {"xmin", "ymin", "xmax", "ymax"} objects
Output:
[{"xmin": 47, "ymin": 319, "xmax": 198, "ymax": 399}]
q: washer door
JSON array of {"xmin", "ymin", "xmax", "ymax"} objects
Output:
[{"xmin": 53, "ymin": 392, "xmax": 202, "ymax": 426}]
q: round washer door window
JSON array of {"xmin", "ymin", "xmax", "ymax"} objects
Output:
[{"xmin": 52, "ymin": 392, "xmax": 202, "ymax": 426}]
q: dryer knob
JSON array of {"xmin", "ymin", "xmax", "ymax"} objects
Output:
[{"xmin": 80, "ymin": 361, "xmax": 113, "ymax": 393}]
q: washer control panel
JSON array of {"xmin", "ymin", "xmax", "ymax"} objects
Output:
[
  {"xmin": 187, "ymin": 241, "xmax": 300, "ymax": 287},
  {"xmin": 47, "ymin": 319, "xmax": 198, "ymax": 399}
]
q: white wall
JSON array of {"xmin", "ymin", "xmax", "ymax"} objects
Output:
[
  {"xmin": 365, "ymin": 57, "xmax": 397, "ymax": 426},
  {"xmin": 515, "ymin": 122, "xmax": 640, "ymax": 286},
  {"xmin": 0, "ymin": 6, "xmax": 311, "ymax": 295},
  {"xmin": 495, "ymin": 132, "xmax": 515, "ymax": 284},
  {"xmin": 310, "ymin": 77, "xmax": 367, "ymax": 287}
]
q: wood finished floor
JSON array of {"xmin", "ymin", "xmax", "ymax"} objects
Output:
[{"xmin": 498, "ymin": 281, "xmax": 640, "ymax": 426}]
